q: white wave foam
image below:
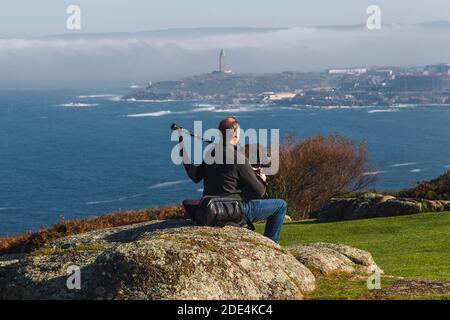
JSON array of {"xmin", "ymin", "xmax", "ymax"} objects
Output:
[
  {"xmin": 125, "ymin": 106, "xmax": 218, "ymax": 118},
  {"xmin": 193, "ymin": 103, "xmax": 220, "ymax": 108},
  {"xmin": 0, "ymin": 207, "xmax": 20, "ymax": 211},
  {"xmin": 306, "ymin": 105, "xmax": 370, "ymax": 110},
  {"xmin": 86, "ymin": 199, "xmax": 121, "ymax": 205},
  {"xmin": 197, "ymin": 188, "xmax": 204, "ymax": 192},
  {"xmin": 86, "ymin": 193, "xmax": 144, "ymax": 205},
  {"xmin": 192, "ymin": 106, "xmax": 216, "ymax": 112},
  {"xmin": 212, "ymin": 106, "xmax": 261, "ymax": 113},
  {"xmin": 59, "ymin": 102, "xmax": 98, "ymax": 108},
  {"xmin": 127, "ymin": 110, "xmax": 172, "ymax": 117},
  {"xmin": 149, "ymin": 180, "xmax": 190, "ymax": 189},
  {"xmin": 362, "ymin": 170, "xmax": 388, "ymax": 176},
  {"xmin": 392, "ymin": 104, "xmax": 417, "ymax": 108},
  {"xmin": 125, "ymin": 103, "xmax": 268, "ymax": 117},
  {"xmin": 279, "ymin": 106, "xmax": 302, "ymax": 111},
  {"xmin": 128, "ymin": 194, "xmax": 144, "ymax": 199},
  {"xmin": 212, "ymin": 108, "xmax": 243, "ymax": 113},
  {"xmin": 127, "ymin": 98, "xmax": 175, "ymax": 103},
  {"xmin": 78, "ymin": 94, "xmax": 115, "ymax": 99},
  {"xmin": 198, "ymin": 104, "xmax": 268, "ymax": 113},
  {"xmin": 108, "ymin": 96, "xmax": 122, "ymax": 102},
  {"xmin": 389, "ymin": 162, "xmax": 417, "ymax": 168},
  {"xmin": 368, "ymin": 109, "xmax": 399, "ymax": 114},
  {"xmin": 410, "ymin": 169, "xmax": 423, "ymax": 173}
]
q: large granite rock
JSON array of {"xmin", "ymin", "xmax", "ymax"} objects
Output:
[
  {"xmin": 0, "ymin": 219, "xmax": 380, "ymax": 300},
  {"xmin": 287, "ymin": 243, "xmax": 382, "ymax": 276},
  {"xmin": 0, "ymin": 220, "xmax": 194, "ymax": 300},
  {"xmin": 88, "ymin": 226, "xmax": 315, "ymax": 300},
  {"xmin": 317, "ymin": 193, "xmax": 450, "ymax": 222}
]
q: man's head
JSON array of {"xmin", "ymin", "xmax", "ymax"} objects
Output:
[{"xmin": 218, "ymin": 117, "xmax": 240, "ymax": 145}]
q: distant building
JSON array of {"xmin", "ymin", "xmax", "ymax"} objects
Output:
[
  {"xmin": 219, "ymin": 49, "xmax": 226, "ymax": 73},
  {"xmin": 374, "ymin": 69, "xmax": 393, "ymax": 76},
  {"xmin": 212, "ymin": 48, "xmax": 233, "ymax": 74},
  {"xmin": 390, "ymin": 74, "xmax": 450, "ymax": 92},
  {"xmin": 424, "ymin": 63, "xmax": 450, "ymax": 75},
  {"xmin": 327, "ymin": 68, "xmax": 367, "ymax": 75}
]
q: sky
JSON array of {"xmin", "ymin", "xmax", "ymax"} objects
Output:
[
  {"xmin": 0, "ymin": 1, "xmax": 450, "ymax": 88},
  {"xmin": 1, "ymin": 0, "xmax": 449, "ymax": 37}
]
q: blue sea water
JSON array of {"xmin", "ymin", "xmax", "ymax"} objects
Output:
[{"xmin": 1, "ymin": 89, "xmax": 450, "ymax": 237}]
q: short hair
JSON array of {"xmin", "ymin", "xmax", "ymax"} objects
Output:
[{"xmin": 218, "ymin": 117, "xmax": 240, "ymax": 140}]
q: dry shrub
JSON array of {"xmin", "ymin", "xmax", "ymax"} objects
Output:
[
  {"xmin": 0, "ymin": 204, "xmax": 184, "ymax": 255},
  {"xmin": 395, "ymin": 170, "xmax": 450, "ymax": 200},
  {"xmin": 267, "ymin": 134, "xmax": 376, "ymax": 219}
]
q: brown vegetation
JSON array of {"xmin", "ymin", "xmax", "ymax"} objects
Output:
[
  {"xmin": 395, "ymin": 170, "xmax": 450, "ymax": 200},
  {"xmin": 0, "ymin": 205, "xmax": 184, "ymax": 255},
  {"xmin": 267, "ymin": 134, "xmax": 376, "ymax": 219}
]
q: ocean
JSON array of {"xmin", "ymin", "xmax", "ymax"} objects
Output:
[{"xmin": 1, "ymin": 89, "xmax": 449, "ymax": 237}]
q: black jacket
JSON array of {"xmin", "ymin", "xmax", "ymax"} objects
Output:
[{"xmin": 183, "ymin": 145, "xmax": 266, "ymax": 202}]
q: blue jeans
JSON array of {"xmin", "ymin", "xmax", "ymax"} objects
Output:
[{"xmin": 242, "ymin": 199, "xmax": 287, "ymax": 243}]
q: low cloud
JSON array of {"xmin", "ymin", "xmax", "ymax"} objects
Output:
[{"xmin": 1, "ymin": 25, "xmax": 450, "ymax": 89}]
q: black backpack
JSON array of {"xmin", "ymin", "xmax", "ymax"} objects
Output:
[{"xmin": 194, "ymin": 196, "xmax": 254, "ymax": 230}]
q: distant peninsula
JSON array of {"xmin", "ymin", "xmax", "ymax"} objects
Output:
[{"xmin": 125, "ymin": 54, "xmax": 450, "ymax": 107}]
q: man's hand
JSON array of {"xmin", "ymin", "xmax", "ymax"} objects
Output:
[
  {"xmin": 259, "ymin": 172, "xmax": 267, "ymax": 183},
  {"xmin": 252, "ymin": 167, "xmax": 267, "ymax": 183}
]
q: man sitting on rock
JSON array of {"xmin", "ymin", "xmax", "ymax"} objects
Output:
[{"xmin": 180, "ymin": 117, "xmax": 287, "ymax": 243}]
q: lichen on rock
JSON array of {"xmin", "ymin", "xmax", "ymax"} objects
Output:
[
  {"xmin": 287, "ymin": 242, "xmax": 382, "ymax": 276},
  {"xmin": 0, "ymin": 219, "xmax": 382, "ymax": 300},
  {"xmin": 88, "ymin": 226, "xmax": 315, "ymax": 300}
]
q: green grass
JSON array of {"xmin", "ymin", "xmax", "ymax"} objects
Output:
[
  {"xmin": 256, "ymin": 212, "xmax": 450, "ymax": 281},
  {"xmin": 304, "ymin": 273, "xmax": 450, "ymax": 300},
  {"xmin": 304, "ymin": 273, "xmax": 393, "ymax": 300}
]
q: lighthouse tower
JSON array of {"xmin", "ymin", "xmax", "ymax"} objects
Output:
[{"xmin": 219, "ymin": 49, "xmax": 226, "ymax": 73}]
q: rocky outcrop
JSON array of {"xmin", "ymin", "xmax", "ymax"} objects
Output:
[
  {"xmin": 287, "ymin": 243, "xmax": 382, "ymax": 276},
  {"xmin": 89, "ymin": 226, "xmax": 315, "ymax": 300},
  {"xmin": 0, "ymin": 219, "xmax": 380, "ymax": 300},
  {"xmin": 0, "ymin": 220, "xmax": 195, "ymax": 300},
  {"xmin": 317, "ymin": 193, "xmax": 450, "ymax": 222}
]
